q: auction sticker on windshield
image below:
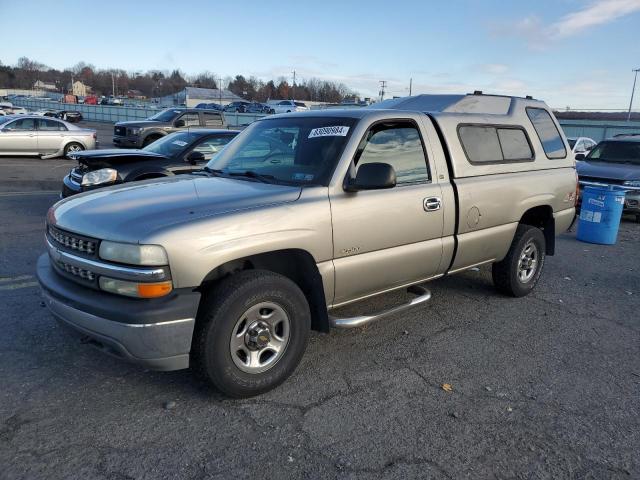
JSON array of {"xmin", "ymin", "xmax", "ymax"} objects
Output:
[
  {"xmin": 308, "ymin": 126, "xmax": 350, "ymax": 138},
  {"xmin": 172, "ymin": 140, "xmax": 188, "ymax": 146}
]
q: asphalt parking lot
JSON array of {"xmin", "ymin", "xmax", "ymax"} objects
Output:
[
  {"xmin": 0, "ymin": 121, "xmax": 113, "ymax": 193},
  {"xmin": 0, "ymin": 159, "xmax": 639, "ymax": 478}
]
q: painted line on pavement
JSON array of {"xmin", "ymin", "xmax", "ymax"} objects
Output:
[
  {"xmin": 0, "ymin": 190, "xmax": 59, "ymax": 197},
  {"xmin": 0, "ymin": 275, "xmax": 34, "ymax": 283},
  {"xmin": 0, "ymin": 281, "xmax": 39, "ymax": 291}
]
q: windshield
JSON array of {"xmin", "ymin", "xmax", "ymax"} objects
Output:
[
  {"xmin": 143, "ymin": 131, "xmax": 202, "ymax": 156},
  {"xmin": 147, "ymin": 109, "xmax": 182, "ymax": 122},
  {"xmin": 587, "ymin": 141, "xmax": 640, "ymax": 165},
  {"xmin": 0, "ymin": 116, "xmax": 12, "ymax": 125},
  {"xmin": 568, "ymin": 139, "xmax": 576, "ymax": 148},
  {"xmin": 206, "ymin": 116, "xmax": 357, "ymax": 185}
]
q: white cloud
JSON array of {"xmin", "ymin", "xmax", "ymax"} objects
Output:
[
  {"xmin": 549, "ymin": 0, "xmax": 640, "ymax": 38},
  {"xmin": 493, "ymin": 0, "xmax": 640, "ymax": 48},
  {"xmin": 479, "ymin": 63, "xmax": 510, "ymax": 75}
]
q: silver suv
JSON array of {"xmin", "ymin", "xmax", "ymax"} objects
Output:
[{"xmin": 38, "ymin": 94, "xmax": 577, "ymax": 397}]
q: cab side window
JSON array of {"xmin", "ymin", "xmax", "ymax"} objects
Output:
[
  {"xmin": 203, "ymin": 112, "xmax": 223, "ymax": 127},
  {"xmin": 178, "ymin": 113, "xmax": 200, "ymax": 127},
  {"xmin": 355, "ymin": 122, "xmax": 430, "ymax": 185}
]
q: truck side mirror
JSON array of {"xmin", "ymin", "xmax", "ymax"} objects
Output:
[
  {"xmin": 345, "ymin": 162, "xmax": 396, "ymax": 192},
  {"xmin": 175, "ymin": 119, "xmax": 185, "ymax": 128},
  {"xmin": 575, "ymin": 153, "xmax": 586, "ymax": 161},
  {"xmin": 186, "ymin": 151, "xmax": 205, "ymax": 164}
]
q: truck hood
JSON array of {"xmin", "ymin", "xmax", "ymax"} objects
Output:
[
  {"xmin": 576, "ymin": 160, "xmax": 640, "ymax": 181},
  {"xmin": 115, "ymin": 120, "xmax": 166, "ymax": 128},
  {"xmin": 50, "ymin": 176, "xmax": 302, "ymax": 242},
  {"xmin": 72, "ymin": 149, "xmax": 168, "ymax": 168}
]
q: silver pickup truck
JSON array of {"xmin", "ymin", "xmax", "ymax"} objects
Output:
[{"xmin": 37, "ymin": 93, "xmax": 577, "ymax": 397}]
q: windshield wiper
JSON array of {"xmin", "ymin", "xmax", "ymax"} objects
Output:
[
  {"xmin": 199, "ymin": 166, "xmax": 225, "ymax": 177},
  {"xmin": 228, "ymin": 170, "xmax": 277, "ymax": 183}
]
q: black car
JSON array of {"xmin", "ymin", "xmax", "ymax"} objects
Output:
[
  {"xmin": 244, "ymin": 102, "xmax": 275, "ymax": 114},
  {"xmin": 195, "ymin": 102, "xmax": 224, "ymax": 111},
  {"xmin": 62, "ymin": 129, "xmax": 238, "ymax": 197},
  {"xmin": 223, "ymin": 101, "xmax": 250, "ymax": 113},
  {"xmin": 57, "ymin": 111, "xmax": 83, "ymax": 123}
]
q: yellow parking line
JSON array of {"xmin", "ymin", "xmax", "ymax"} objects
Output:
[
  {"xmin": 0, "ymin": 275, "xmax": 34, "ymax": 283},
  {"xmin": 0, "ymin": 281, "xmax": 39, "ymax": 291}
]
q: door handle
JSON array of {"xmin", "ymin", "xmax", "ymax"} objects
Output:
[{"xmin": 423, "ymin": 197, "xmax": 441, "ymax": 212}]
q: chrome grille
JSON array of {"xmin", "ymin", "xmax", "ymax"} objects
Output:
[
  {"xmin": 48, "ymin": 226, "xmax": 97, "ymax": 255},
  {"xmin": 56, "ymin": 260, "xmax": 96, "ymax": 281}
]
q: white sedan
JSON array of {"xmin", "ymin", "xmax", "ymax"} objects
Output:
[
  {"xmin": 0, "ymin": 115, "xmax": 97, "ymax": 158},
  {"xmin": 567, "ymin": 137, "xmax": 597, "ymax": 158},
  {"xmin": 268, "ymin": 100, "xmax": 310, "ymax": 114}
]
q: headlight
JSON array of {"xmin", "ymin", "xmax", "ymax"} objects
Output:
[
  {"xmin": 623, "ymin": 180, "xmax": 640, "ymax": 187},
  {"xmin": 129, "ymin": 127, "xmax": 141, "ymax": 135},
  {"xmin": 82, "ymin": 168, "xmax": 118, "ymax": 186},
  {"xmin": 99, "ymin": 277, "xmax": 172, "ymax": 298},
  {"xmin": 99, "ymin": 241, "xmax": 168, "ymax": 266}
]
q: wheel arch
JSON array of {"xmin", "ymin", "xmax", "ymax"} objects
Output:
[
  {"xmin": 198, "ymin": 248, "xmax": 330, "ymax": 333},
  {"xmin": 519, "ymin": 205, "xmax": 555, "ymax": 255}
]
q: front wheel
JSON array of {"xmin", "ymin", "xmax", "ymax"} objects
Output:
[
  {"xmin": 192, "ymin": 270, "xmax": 311, "ymax": 398},
  {"xmin": 492, "ymin": 224, "xmax": 546, "ymax": 297}
]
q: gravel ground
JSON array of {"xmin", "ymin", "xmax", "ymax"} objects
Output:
[{"xmin": 0, "ymin": 188, "xmax": 638, "ymax": 479}]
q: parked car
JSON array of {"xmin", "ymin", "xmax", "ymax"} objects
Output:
[
  {"xmin": 576, "ymin": 135, "xmax": 640, "ymax": 221},
  {"xmin": 62, "ymin": 129, "xmax": 238, "ymax": 197},
  {"xmin": 57, "ymin": 111, "xmax": 83, "ymax": 123},
  {"xmin": 195, "ymin": 103, "xmax": 224, "ymax": 111},
  {"xmin": 37, "ymin": 93, "xmax": 576, "ymax": 397},
  {"xmin": 223, "ymin": 101, "xmax": 250, "ymax": 113},
  {"xmin": 268, "ymin": 100, "xmax": 310, "ymax": 114},
  {"xmin": 244, "ymin": 102, "xmax": 275, "ymax": 114},
  {"xmin": 112, "ymin": 108, "xmax": 227, "ymax": 148},
  {"xmin": 0, "ymin": 115, "xmax": 96, "ymax": 158},
  {"xmin": 567, "ymin": 136, "xmax": 596, "ymax": 158}
]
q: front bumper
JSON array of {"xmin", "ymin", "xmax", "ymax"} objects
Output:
[
  {"xmin": 113, "ymin": 136, "xmax": 140, "ymax": 148},
  {"xmin": 36, "ymin": 253, "xmax": 201, "ymax": 371}
]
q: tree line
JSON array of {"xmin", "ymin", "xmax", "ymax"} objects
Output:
[{"xmin": 0, "ymin": 57, "xmax": 356, "ymax": 103}]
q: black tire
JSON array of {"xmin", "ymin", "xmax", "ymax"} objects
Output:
[
  {"xmin": 64, "ymin": 142, "xmax": 84, "ymax": 158},
  {"xmin": 142, "ymin": 135, "xmax": 161, "ymax": 147},
  {"xmin": 192, "ymin": 270, "xmax": 311, "ymax": 398},
  {"xmin": 492, "ymin": 224, "xmax": 546, "ymax": 297}
]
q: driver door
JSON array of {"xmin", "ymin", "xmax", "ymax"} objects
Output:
[
  {"xmin": 330, "ymin": 120, "xmax": 444, "ymax": 305},
  {"xmin": 0, "ymin": 118, "xmax": 38, "ymax": 153}
]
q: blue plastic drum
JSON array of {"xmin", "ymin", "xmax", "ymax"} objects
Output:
[{"xmin": 576, "ymin": 186, "xmax": 625, "ymax": 245}]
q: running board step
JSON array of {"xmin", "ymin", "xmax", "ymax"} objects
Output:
[{"xmin": 329, "ymin": 285, "xmax": 432, "ymax": 329}]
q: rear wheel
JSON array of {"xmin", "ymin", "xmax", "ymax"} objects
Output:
[
  {"xmin": 64, "ymin": 142, "xmax": 84, "ymax": 158},
  {"xmin": 492, "ymin": 224, "xmax": 546, "ymax": 297},
  {"xmin": 192, "ymin": 270, "xmax": 310, "ymax": 398}
]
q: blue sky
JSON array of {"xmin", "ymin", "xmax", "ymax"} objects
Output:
[{"xmin": 1, "ymin": 0, "xmax": 640, "ymax": 109}]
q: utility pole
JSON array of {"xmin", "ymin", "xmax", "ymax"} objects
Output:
[
  {"xmin": 219, "ymin": 77, "xmax": 223, "ymax": 105},
  {"xmin": 409, "ymin": 78, "xmax": 412, "ymax": 96},
  {"xmin": 628, "ymin": 68, "xmax": 640, "ymax": 122},
  {"xmin": 292, "ymin": 70, "xmax": 296, "ymax": 100},
  {"xmin": 379, "ymin": 80, "xmax": 387, "ymax": 102},
  {"xmin": 111, "ymin": 72, "xmax": 116, "ymax": 97}
]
